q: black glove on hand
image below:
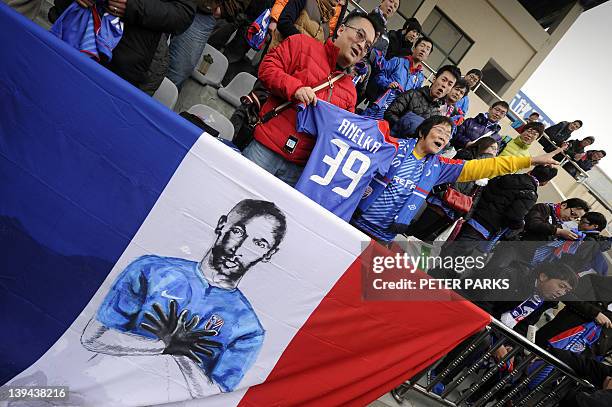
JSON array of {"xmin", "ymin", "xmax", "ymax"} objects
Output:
[{"xmin": 141, "ymin": 300, "xmax": 221, "ymax": 364}]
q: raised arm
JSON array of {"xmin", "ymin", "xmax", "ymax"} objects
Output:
[
  {"xmin": 457, "ymin": 156, "xmax": 531, "ymax": 182},
  {"xmin": 456, "ymin": 148, "xmax": 562, "ymax": 182}
]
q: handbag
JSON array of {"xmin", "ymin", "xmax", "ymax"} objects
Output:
[
  {"xmin": 442, "ymin": 187, "xmax": 473, "ymax": 214},
  {"xmin": 435, "ymin": 217, "xmax": 463, "ymax": 243},
  {"xmin": 231, "ymin": 73, "xmax": 346, "ymax": 150}
]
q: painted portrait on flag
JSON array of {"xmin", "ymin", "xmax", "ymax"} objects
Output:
[
  {"xmin": 81, "ymin": 198, "xmax": 288, "ymax": 396},
  {"xmin": 1, "ymin": 6, "xmax": 491, "ymax": 404},
  {"xmin": 3, "ymin": 135, "xmax": 365, "ymax": 407}
]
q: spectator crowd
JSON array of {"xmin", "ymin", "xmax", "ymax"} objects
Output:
[{"xmin": 6, "ymin": 0, "xmax": 612, "ymax": 404}]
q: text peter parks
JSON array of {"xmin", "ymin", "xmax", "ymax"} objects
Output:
[{"xmin": 361, "ymin": 252, "xmax": 510, "ymax": 300}]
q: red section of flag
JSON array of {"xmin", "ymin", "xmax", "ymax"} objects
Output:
[{"xmin": 240, "ymin": 241, "xmax": 491, "ymax": 406}]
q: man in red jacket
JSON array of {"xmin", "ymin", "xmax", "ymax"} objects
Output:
[{"xmin": 243, "ymin": 11, "xmax": 382, "ymax": 186}]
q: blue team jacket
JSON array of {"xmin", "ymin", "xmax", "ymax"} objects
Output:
[
  {"xmin": 452, "ymin": 113, "xmax": 502, "ymax": 149},
  {"xmin": 357, "ymin": 138, "xmax": 466, "ymax": 227},
  {"xmin": 374, "ymin": 56, "xmax": 425, "ymax": 92}
]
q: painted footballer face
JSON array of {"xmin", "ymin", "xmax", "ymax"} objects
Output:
[{"xmin": 211, "ymin": 213, "xmax": 281, "ymax": 281}]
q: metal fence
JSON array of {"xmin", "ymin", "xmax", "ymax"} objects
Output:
[{"xmin": 391, "ymin": 319, "xmax": 595, "ymax": 407}]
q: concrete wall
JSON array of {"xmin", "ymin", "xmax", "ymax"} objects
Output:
[{"xmin": 357, "ymin": 0, "xmax": 583, "ymax": 103}]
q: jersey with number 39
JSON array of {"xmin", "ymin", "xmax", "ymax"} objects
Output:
[{"xmin": 296, "ymin": 101, "xmax": 398, "ymax": 221}]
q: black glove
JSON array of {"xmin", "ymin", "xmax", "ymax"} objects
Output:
[
  {"xmin": 141, "ymin": 300, "xmax": 221, "ymax": 364},
  {"xmin": 389, "ymin": 222, "xmax": 411, "ymax": 234}
]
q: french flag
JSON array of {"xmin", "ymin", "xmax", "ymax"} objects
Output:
[{"xmin": 0, "ymin": 4, "xmax": 490, "ymax": 406}]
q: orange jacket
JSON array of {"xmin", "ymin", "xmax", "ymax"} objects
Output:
[
  {"xmin": 271, "ymin": 0, "xmax": 341, "ymax": 33},
  {"xmin": 270, "ymin": 0, "xmax": 288, "ymax": 22}
]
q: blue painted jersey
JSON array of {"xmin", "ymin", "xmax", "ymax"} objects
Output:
[
  {"xmin": 353, "ymin": 152, "xmax": 426, "ymax": 241},
  {"xmin": 295, "ymin": 101, "xmax": 398, "ymax": 221},
  {"xmin": 97, "ymin": 255, "xmax": 264, "ymax": 392}
]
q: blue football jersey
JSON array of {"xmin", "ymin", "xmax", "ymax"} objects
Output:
[
  {"xmin": 97, "ymin": 255, "xmax": 264, "ymax": 392},
  {"xmin": 296, "ymin": 101, "xmax": 398, "ymax": 221}
]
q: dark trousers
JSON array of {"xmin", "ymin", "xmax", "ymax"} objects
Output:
[{"xmin": 406, "ymin": 205, "xmax": 453, "ymax": 242}]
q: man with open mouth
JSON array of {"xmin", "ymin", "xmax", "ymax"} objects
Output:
[
  {"xmin": 351, "ymin": 115, "xmax": 564, "ymax": 245},
  {"xmin": 383, "ymin": 65, "xmax": 462, "ymax": 137}
]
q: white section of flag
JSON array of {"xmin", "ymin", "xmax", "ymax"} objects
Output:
[{"xmin": 5, "ymin": 135, "xmax": 370, "ymax": 406}]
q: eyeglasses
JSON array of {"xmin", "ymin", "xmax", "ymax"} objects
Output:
[
  {"xmin": 431, "ymin": 125, "xmax": 451, "ymax": 140},
  {"xmin": 490, "ymin": 107, "xmax": 508, "ymax": 114},
  {"xmin": 523, "ymin": 128, "xmax": 540, "ymax": 136},
  {"xmin": 344, "ymin": 24, "xmax": 373, "ymax": 54}
]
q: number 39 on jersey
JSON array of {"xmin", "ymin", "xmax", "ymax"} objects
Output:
[{"xmin": 295, "ymin": 101, "xmax": 398, "ymax": 221}]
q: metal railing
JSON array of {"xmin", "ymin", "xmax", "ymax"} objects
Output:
[
  {"xmin": 391, "ymin": 318, "xmax": 596, "ymax": 407},
  {"xmin": 537, "ymin": 134, "xmax": 590, "ymax": 181}
]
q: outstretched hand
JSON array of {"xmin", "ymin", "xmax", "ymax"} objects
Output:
[
  {"xmin": 531, "ymin": 148, "xmax": 562, "ymax": 167},
  {"xmin": 141, "ymin": 300, "xmax": 221, "ymax": 364}
]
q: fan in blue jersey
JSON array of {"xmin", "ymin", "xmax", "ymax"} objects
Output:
[
  {"xmin": 81, "ymin": 199, "xmax": 287, "ymax": 397},
  {"xmin": 351, "ymin": 115, "xmax": 563, "ymax": 244},
  {"xmin": 295, "ymin": 101, "xmax": 398, "ymax": 221}
]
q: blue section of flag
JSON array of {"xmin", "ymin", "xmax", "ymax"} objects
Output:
[
  {"xmin": 509, "ymin": 91, "xmax": 555, "ymax": 128},
  {"xmin": 246, "ymin": 8, "xmax": 270, "ymax": 50},
  {"xmin": 0, "ymin": 3, "xmax": 202, "ymax": 384}
]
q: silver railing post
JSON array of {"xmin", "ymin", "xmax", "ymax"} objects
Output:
[{"xmin": 398, "ymin": 318, "xmax": 595, "ymax": 406}]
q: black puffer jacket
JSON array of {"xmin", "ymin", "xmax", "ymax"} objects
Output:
[
  {"xmin": 545, "ymin": 121, "xmax": 575, "ymax": 145},
  {"xmin": 521, "ymin": 203, "xmax": 560, "ymax": 241},
  {"xmin": 471, "ymin": 173, "xmax": 538, "ymax": 235},
  {"xmin": 52, "ymin": 0, "xmax": 196, "ymax": 87},
  {"xmin": 386, "ymin": 29, "xmax": 412, "ymax": 59},
  {"xmin": 384, "ymin": 86, "xmax": 442, "ymax": 129},
  {"xmin": 536, "ymin": 273, "xmax": 612, "ymax": 352}
]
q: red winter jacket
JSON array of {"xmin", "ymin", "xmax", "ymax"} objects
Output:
[{"xmin": 254, "ymin": 34, "xmax": 357, "ymax": 165}]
